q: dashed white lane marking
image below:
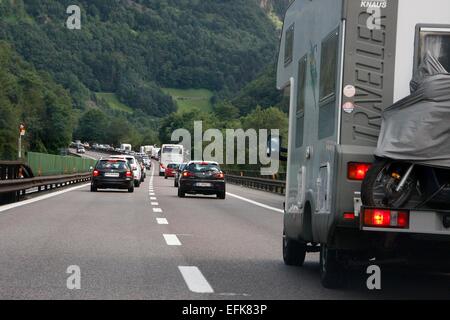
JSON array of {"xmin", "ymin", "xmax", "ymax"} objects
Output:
[
  {"xmin": 153, "ymin": 208, "xmax": 163, "ymax": 213},
  {"xmin": 226, "ymin": 192, "xmax": 284, "ymax": 213},
  {"xmin": 150, "ymin": 197, "xmax": 157, "ymax": 200},
  {"xmin": 149, "ymin": 193, "xmax": 155, "ymax": 196},
  {"xmin": 156, "ymin": 218, "xmax": 168, "ymax": 225},
  {"xmin": 163, "ymin": 234, "xmax": 181, "ymax": 246},
  {"xmin": 178, "ymin": 266, "xmax": 214, "ymax": 293},
  {"xmin": 0, "ymin": 183, "xmax": 90, "ymax": 214},
  {"xmin": 151, "ymin": 202, "xmax": 159, "ymax": 206}
]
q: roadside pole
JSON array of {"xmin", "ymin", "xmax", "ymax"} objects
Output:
[{"xmin": 18, "ymin": 124, "xmax": 26, "ymax": 160}]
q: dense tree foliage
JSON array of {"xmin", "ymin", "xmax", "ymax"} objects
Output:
[
  {"xmin": 0, "ymin": 0, "xmax": 292, "ymax": 159},
  {"xmin": 0, "ymin": 0, "xmax": 279, "ymax": 115},
  {"xmin": 0, "ymin": 42, "xmax": 73, "ymax": 159},
  {"xmin": 231, "ymin": 64, "xmax": 288, "ymax": 115}
]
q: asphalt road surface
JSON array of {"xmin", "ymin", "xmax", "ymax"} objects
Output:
[{"xmin": 1, "ymin": 163, "xmax": 450, "ymax": 299}]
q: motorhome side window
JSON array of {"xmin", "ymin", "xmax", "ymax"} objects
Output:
[
  {"xmin": 319, "ymin": 30, "xmax": 339, "ymax": 100},
  {"xmin": 296, "ymin": 55, "xmax": 307, "ymax": 148},
  {"xmin": 418, "ymin": 27, "xmax": 450, "ymax": 72},
  {"xmin": 284, "ymin": 24, "xmax": 294, "ymax": 66},
  {"xmin": 318, "ymin": 29, "xmax": 339, "ymax": 140}
]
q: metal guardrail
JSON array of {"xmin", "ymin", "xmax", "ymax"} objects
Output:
[
  {"xmin": 226, "ymin": 174, "xmax": 286, "ymax": 195},
  {"xmin": 0, "ymin": 172, "xmax": 91, "ymax": 204}
]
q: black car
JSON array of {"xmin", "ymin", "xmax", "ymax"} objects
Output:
[
  {"xmin": 174, "ymin": 163, "xmax": 188, "ymax": 187},
  {"xmin": 91, "ymin": 159, "xmax": 134, "ymax": 192},
  {"xmin": 178, "ymin": 161, "xmax": 225, "ymax": 199}
]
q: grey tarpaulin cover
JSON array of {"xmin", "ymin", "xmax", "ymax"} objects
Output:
[{"xmin": 374, "ymin": 53, "xmax": 450, "ymax": 168}]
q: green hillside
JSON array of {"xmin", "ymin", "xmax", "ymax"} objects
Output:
[
  {"xmin": 95, "ymin": 93, "xmax": 133, "ymax": 114},
  {"xmin": 162, "ymin": 88, "xmax": 213, "ymax": 113},
  {"xmin": 0, "ymin": 0, "xmax": 292, "ymax": 157}
]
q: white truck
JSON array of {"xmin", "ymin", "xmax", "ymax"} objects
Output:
[
  {"xmin": 272, "ymin": 0, "xmax": 450, "ymax": 288},
  {"xmin": 140, "ymin": 145, "xmax": 155, "ymax": 156}
]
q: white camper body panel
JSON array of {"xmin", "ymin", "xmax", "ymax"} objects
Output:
[{"xmin": 278, "ymin": 0, "xmax": 344, "ymax": 243}]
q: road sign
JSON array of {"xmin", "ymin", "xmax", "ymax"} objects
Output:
[{"xmin": 19, "ymin": 124, "xmax": 26, "ymax": 136}]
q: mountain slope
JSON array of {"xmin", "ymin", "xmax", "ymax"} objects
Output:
[{"xmin": 0, "ymin": 0, "xmax": 280, "ymax": 117}]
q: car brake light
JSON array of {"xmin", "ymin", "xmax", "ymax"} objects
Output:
[
  {"xmin": 93, "ymin": 170, "xmax": 99, "ymax": 177},
  {"xmin": 363, "ymin": 208, "xmax": 409, "ymax": 228},
  {"xmin": 182, "ymin": 171, "xmax": 194, "ymax": 177},
  {"xmin": 348, "ymin": 163, "xmax": 371, "ymax": 180},
  {"xmin": 126, "ymin": 171, "xmax": 132, "ymax": 177},
  {"xmin": 215, "ymin": 172, "xmax": 224, "ymax": 179}
]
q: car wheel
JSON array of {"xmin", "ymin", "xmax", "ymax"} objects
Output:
[
  {"xmin": 174, "ymin": 180, "xmax": 179, "ymax": 188},
  {"xmin": 128, "ymin": 186, "xmax": 134, "ymax": 193},
  {"xmin": 134, "ymin": 180, "xmax": 141, "ymax": 188},
  {"xmin": 319, "ymin": 244, "xmax": 346, "ymax": 289},
  {"xmin": 178, "ymin": 188, "xmax": 185, "ymax": 198},
  {"xmin": 159, "ymin": 172, "xmax": 164, "ymax": 177},
  {"xmin": 217, "ymin": 191, "xmax": 226, "ymax": 199},
  {"xmin": 282, "ymin": 230, "xmax": 306, "ymax": 266},
  {"xmin": 165, "ymin": 175, "xmax": 168, "ymax": 179},
  {"xmin": 90, "ymin": 184, "xmax": 97, "ymax": 192}
]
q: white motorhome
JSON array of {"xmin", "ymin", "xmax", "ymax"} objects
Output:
[
  {"xmin": 159, "ymin": 144, "xmax": 184, "ymax": 176},
  {"xmin": 275, "ymin": 0, "xmax": 450, "ymax": 288},
  {"xmin": 120, "ymin": 144, "xmax": 132, "ymax": 152}
]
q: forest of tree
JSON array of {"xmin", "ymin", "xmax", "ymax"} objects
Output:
[{"xmin": 0, "ymin": 0, "xmax": 291, "ymax": 160}]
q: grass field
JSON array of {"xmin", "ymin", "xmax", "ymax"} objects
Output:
[
  {"xmin": 95, "ymin": 93, "xmax": 134, "ymax": 114},
  {"xmin": 162, "ymin": 88, "xmax": 213, "ymax": 113}
]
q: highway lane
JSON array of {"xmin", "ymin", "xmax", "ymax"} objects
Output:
[{"xmin": 1, "ymin": 166, "xmax": 450, "ymax": 299}]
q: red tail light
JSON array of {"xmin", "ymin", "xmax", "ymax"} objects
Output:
[
  {"xmin": 160, "ymin": 163, "xmax": 165, "ymax": 169},
  {"xmin": 363, "ymin": 208, "xmax": 409, "ymax": 229},
  {"xmin": 126, "ymin": 171, "xmax": 132, "ymax": 177},
  {"xmin": 182, "ymin": 171, "xmax": 194, "ymax": 177},
  {"xmin": 214, "ymin": 172, "xmax": 225, "ymax": 179},
  {"xmin": 348, "ymin": 163, "xmax": 371, "ymax": 180},
  {"xmin": 93, "ymin": 170, "xmax": 99, "ymax": 177},
  {"xmin": 343, "ymin": 212, "xmax": 355, "ymax": 220}
]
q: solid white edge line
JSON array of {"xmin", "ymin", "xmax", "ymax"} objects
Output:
[
  {"xmin": 0, "ymin": 183, "xmax": 90, "ymax": 214},
  {"xmin": 178, "ymin": 266, "xmax": 214, "ymax": 293},
  {"xmin": 226, "ymin": 192, "xmax": 284, "ymax": 213},
  {"xmin": 163, "ymin": 234, "xmax": 181, "ymax": 246},
  {"xmin": 156, "ymin": 218, "xmax": 168, "ymax": 225}
]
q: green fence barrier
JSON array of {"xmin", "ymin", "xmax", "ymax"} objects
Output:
[{"xmin": 26, "ymin": 152, "xmax": 97, "ymax": 176}]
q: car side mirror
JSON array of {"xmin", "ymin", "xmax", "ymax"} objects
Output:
[{"xmin": 89, "ymin": 166, "xmax": 94, "ymax": 171}]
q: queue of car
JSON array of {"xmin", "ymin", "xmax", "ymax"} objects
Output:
[{"xmin": 89, "ymin": 148, "xmax": 226, "ymax": 200}]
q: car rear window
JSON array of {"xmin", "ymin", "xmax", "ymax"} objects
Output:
[
  {"xmin": 97, "ymin": 160, "xmax": 129, "ymax": 170},
  {"xmin": 187, "ymin": 163, "xmax": 220, "ymax": 173},
  {"xmin": 167, "ymin": 164, "xmax": 179, "ymax": 169}
]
